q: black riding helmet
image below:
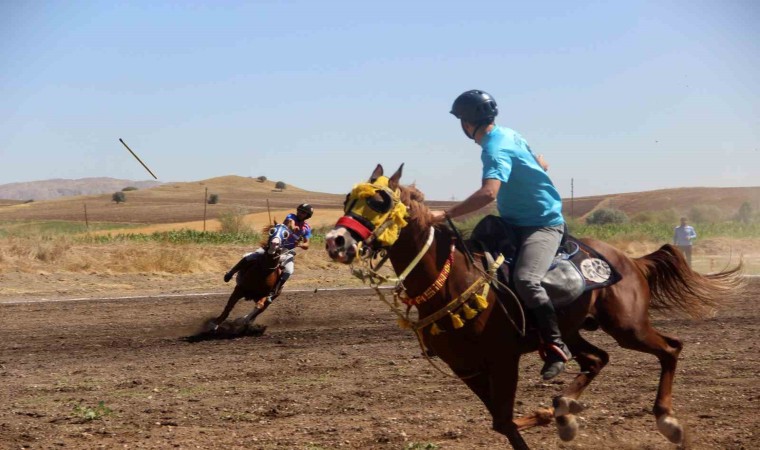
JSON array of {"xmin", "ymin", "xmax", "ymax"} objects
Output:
[
  {"xmin": 296, "ymin": 203, "xmax": 314, "ymax": 219},
  {"xmin": 451, "ymin": 90, "xmax": 498, "ymax": 140},
  {"xmin": 450, "ymin": 90, "xmax": 499, "ymax": 123}
]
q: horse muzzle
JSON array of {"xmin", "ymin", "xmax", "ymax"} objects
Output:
[{"xmin": 325, "ymin": 228, "xmax": 358, "ymax": 264}]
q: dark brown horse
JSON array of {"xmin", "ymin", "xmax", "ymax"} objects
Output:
[
  {"xmin": 324, "ymin": 164, "xmax": 744, "ymax": 449},
  {"xmin": 210, "ymin": 223, "xmax": 290, "ymax": 330}
]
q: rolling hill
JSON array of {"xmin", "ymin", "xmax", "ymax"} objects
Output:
[
  {"xmin": 0, "ymin": 178, "xmax": 162, "ymax": 201},
  {"xmin": 565, "ymin": 186, "xmax": 760, "ymax": 221},
  {"xmin": 1, "ymin": 175, "xmax": 757, "ymax": 226}
]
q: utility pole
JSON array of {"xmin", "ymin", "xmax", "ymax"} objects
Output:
[
  {"xmin": 570, "ymin": 178, "xmax": 574, "ymax": 219},
  {"xmin": 83, "ymin": 203, "xmax": 89, "ymax": 230},
  {"xmin": 203, "ymin": 187, "xmax": 208, "ymax": 232}
]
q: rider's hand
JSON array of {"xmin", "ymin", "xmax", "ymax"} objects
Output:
[
  {"xmin": 537, "ymin": 154, "xmax": 549, "ymax": 171},
  {"xmin": 429, "ymin": 210, "xmax": 447, "ymax": 223}
]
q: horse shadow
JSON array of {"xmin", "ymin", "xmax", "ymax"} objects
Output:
[{"xmin": 183, "ymin": 318, "xmax": 267, "ymax": 343}]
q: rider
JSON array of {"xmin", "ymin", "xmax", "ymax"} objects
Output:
[
  {"xmin": 223, "ymin": 203, "xmax": 313, "ymax": 302},
  {"xmin": 430, "ymin": 90, "xmax": 571, "ymax": 380}
]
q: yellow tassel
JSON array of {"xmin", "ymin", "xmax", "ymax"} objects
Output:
[
  {"xmin": 430, "ymin": 323, "xmax": 441, "ymax": 335},
  {"xmin": 450, "ymin": 313, "xmax": 464, "ymax": 329},
  {"xmin": 397, "ymin": 317, "xmax": 412, "ymax": 329},
  {"xmin": 474, "ymin": 294, "xmax": 488, "ymax": 311},
  {"xmin": 462, "ymin": 303, "xmax": 477, "ymax": 320}
]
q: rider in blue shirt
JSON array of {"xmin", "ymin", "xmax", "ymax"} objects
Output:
[
  {"xmin": 431, "ymin": 90, "xmax": 571, "ymax": 380},
  {"xmin": 224, "ymin": 203, "xmax": 313, "ymax": 301}
]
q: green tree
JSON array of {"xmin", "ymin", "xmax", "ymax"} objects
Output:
[
  {"xmin": 586, "ymin": 208, "xmax": 628, "ymax": 225},
  {"xmin": 275, "ymin": 181, "xmax": 286, "ymax": 190},
  {"xmin": 736, "ymin": 201, "xmax": 753, "ymax": 224},
  {"xmin": 112, "ymin": 191, "xmax": 126, "ymax": 203},
  {"xmin": 208, "ymin": 194, "xmax": 219, "ymax": 204},
  {"xmin": 121, "ymin": 186, "xmax": 138, "ymax": 191},
  {"xmin": 257, "ymin": 175, "xmax": 267, "ymax": 182}
]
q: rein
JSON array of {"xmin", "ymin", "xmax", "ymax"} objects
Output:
[{"xmin": 351, "ymin": 225, "xmax": 506, "ymax": 380}]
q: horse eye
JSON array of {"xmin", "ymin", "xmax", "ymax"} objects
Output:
[
  {"xmin": 282, "ymin": 231, "xmax": 290, "ymax": 239},
  {"xmin": 269, "ymin": 228, "xmax": 276, "ymax": 236}
]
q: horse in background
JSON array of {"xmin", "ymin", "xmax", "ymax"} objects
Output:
[
  {"xmin": 324, "ymin": 164, "xmax": 744, "ymax": 449},
  {"xmin": 209, "ymin": 222, "xmax": 292, "ymax": 331}
]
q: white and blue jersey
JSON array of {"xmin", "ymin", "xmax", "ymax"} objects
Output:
[
  {"xmin": 284, "ymin": 213, "xmax": 312, "ymax": 249},
  {"xmin": 481, "ymin": 126, "xmax": 564, "ymax": 227}
]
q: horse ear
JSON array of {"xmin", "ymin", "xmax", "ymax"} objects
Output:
[
  {"xmin": 369, "ymin": 164, "xmax": 384, "ymax": 182},
  {"xmin": 388, "ymin": 163, "xmax": 404, "ymax": 190}
]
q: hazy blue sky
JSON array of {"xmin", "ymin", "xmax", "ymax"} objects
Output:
[{"xmin": 1, "ymin": 1, "xmax": 758, "ymax": 200}]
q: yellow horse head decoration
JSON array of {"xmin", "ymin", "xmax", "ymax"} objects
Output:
[{"xmin": 337, "ymin": 164, "xmax": 408, "ymax": 248}]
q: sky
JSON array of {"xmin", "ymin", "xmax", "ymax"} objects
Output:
[{"xmin": 1, "ymin": 0, "xmax": 758, "ymax": 200}]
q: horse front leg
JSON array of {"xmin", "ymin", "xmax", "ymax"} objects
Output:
[
  {"xmin": 551, "ymin": 332, "xmax": 610, "ymax": 442},
  {"xmin": 211, "ymin": 287, "xmax": 245, "ymax": 330},
  {"xmin": 489, "ymin": 353, "xmax": 535, "ymax": 449}
]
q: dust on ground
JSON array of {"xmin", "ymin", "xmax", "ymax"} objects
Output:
[{"xmin": 1, "ymin": 281, "xmax": 757, "ymax": 449}]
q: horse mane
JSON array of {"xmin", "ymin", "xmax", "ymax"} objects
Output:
[
  {"xmin": 399, "ymin": 184, "xmax": 454, "ymax": 238},
  {"xmin": 400, "ymin": 184, "xmax": 432, "ymax": 230},
  {"xmin": 259, "ymin": 223, "xmax": 275, "ymax": 248}
]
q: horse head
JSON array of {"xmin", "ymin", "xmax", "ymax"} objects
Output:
[
  {"xmin": 265, "ymin": 222, "xmax": 291, "ymax": 256},
  {"xmin": 325, "ymin": 164, "xmax": 409, "ymax": 264}
]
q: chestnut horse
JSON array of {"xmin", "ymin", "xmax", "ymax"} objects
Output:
[
  {"xmin": 324, "ymin": 164, "xmax": 743, "ymax": 449},
  {"xmin": 210, "ymin": 223, "xmax": 290, "ymax": 329}
]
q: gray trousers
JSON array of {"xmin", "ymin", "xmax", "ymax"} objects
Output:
[
  {"xmin": 676, "ymin": 245, "xmax": 692, "ymax": 267},
  {"xmin": 512, "ymin": 225, "xmax": 564, "ymax": 309},
  {"xmin": 244, "ymin": 247, "xmax": 295, "ymax": 276}
]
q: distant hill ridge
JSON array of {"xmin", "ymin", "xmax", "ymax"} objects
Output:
[{"xmin": 0, "ymin": 177, "xmax": 163, "ymax": 201}]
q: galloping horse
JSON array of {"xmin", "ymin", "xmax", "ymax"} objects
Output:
[
  {"xmin": 210, "ymin": 223, "xmax": 292, "ymax": 330},
  {"xmin": 324, "ymin": 164, "xmax": 743, "ymax": 449}
]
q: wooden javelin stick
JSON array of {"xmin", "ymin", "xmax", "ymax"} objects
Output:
[{"xmin": 119, "ymin": 138, "xmax": 158, "ymax": 180}]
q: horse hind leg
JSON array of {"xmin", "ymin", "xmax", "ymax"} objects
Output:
[
  {"xmin": 552, "ymin": 333, "xmax": 610, "ymax": 442},
  {"xmin": 603, "ymin": 321, "xmax": 685, "ymax": 444}
]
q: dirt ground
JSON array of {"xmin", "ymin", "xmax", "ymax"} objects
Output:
[{"xmin": 1, "ymin": 278, "xmax": 757, "ymax": 450}]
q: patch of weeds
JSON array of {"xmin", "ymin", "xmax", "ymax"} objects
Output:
[
  {"xmin": 405, "ymin": 444, "xmax": 439, "ymax": 450},
  {"xmin": 72, "ymin": 401, "xmax": 112, "ymax": 421}
]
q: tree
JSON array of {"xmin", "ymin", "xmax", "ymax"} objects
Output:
[
  {"xmin": 275, "ymin": 181, "xmax": 286, "ymax": 191},
  {"xmin": 736, "ymin": 201, "xmax": 753, "ymax": 224},
  {"xmin": 122, "ymin": 186, "xmax": 138, "ymax": 192},
  {"xmin": 257, "ymin": 176, "xmax": 267, "ymax": 182},
  {"xmin": 112, "ymin": 192, "xmax": 126, "ymax": 203},
  {"xmin": 208, "ymin": 194, "xmax": 219, "ymax": 204},
  {"xmin": 586, "ymin": 208, "xmax": 628, "ymax": 225}
]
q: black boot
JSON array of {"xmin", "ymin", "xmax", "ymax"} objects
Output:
[
  {"xmin": 224, "ymin": 257, "xmax": 252, "ymax": 283},
  {"xmin": 531, "ymin": 303, "xmax": 572, "ymax": 380}
]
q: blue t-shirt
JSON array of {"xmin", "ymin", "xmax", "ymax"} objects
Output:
[
  {"xmin": 284, "ymin": 213, "xmax": 312, "ymax": 249},
  {"xmin": 481, "ymin": 126, "xmax": 564, "ymax": 227}
]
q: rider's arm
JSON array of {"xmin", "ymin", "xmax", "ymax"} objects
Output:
[
  {"xmin": 298, "ymin": 237, "xmax": 310, "ymax": 250},
  {"xmin": 442, "ymin": 178, "xmax": 500, "ymax": 219}
]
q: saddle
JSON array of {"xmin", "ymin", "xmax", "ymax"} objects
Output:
[{"xmin": 468, "ymin": 215, "xmax": 621, "ymax": 308}]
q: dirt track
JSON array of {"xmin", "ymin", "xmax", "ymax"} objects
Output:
[{"xmin": 1, "ymin": 282, "xmax": 758, "ymax": 449}]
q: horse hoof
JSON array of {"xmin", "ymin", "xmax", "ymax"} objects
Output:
[
  {"xmin": 556, "ymin": 414, "xmax": 578, "ymax": 442},
  {"xmin": 553, "ymin": 396, "xmax": 584, "ymax": 417},
  {"xmin": 657, "ymin": 414, "xmax": 684, "ymax": 444}
]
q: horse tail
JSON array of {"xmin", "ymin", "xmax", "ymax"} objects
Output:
[{"xmin": 634, "ymin": 244, "xmax": 745, "ymax": 319}]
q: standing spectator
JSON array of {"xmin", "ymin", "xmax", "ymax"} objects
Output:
[{"xmin": 673, "ymin": 217, "xmax": 697, "ymax": 266}]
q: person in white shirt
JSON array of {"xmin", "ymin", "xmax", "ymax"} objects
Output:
[{"xmin": 673, "ymin": 217, "xmax": 697, "ymax": 266}]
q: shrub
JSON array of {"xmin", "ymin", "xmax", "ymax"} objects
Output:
[
  {"xmin": 257, "ymin": 176, "xmax": 267, "ymax": 182},
  {"xmin": 112, "ymin": 192, "xmax": 126, "ymax": 203},
  {"xmin": 218, "ymin": 208, "xmax": 253, "ymax": 234},
  {"xmin": 121, "ymin": 186, "xmax": 138, "ymax": 192},
  {"xmin": 275, "ymin": 181, "xmax": 286, "ymax": 190},
  {"xmin": 735, "ymin": 201, "xmax": 753, "ymax": 224},
  {"xmin": 208, "ymin": 194, "xmax": 219, "ymax": 204},
  {"xmin": 689, "ymin": 204, "xmax": 724, "ymax": 224},
  {"xmin": 586, "ymin": 208, "xmax": 628, "ymax": 225}
]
